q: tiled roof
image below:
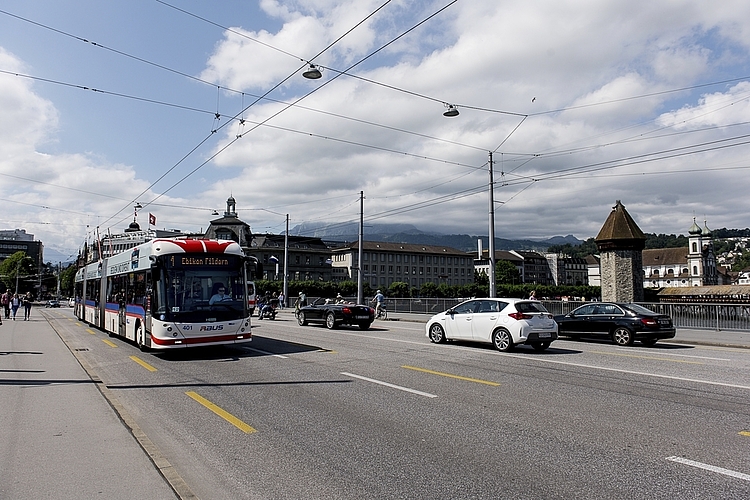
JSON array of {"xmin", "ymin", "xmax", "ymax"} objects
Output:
[
  {"xmin": 642, "ymin": 247, "xmax": 688, "ymax": 266},
  {"xmin": 595, "ymin": 200, "xmax": 646, "ymax": 243},
  {"xmin": 332, "ymin": 240, "xmax": 469, "ymax": 256}
]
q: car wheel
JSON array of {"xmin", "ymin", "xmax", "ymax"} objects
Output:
[
  {"xmin": 428, "ymin": 323, "xmax": 446, "ymax": 344},
  {"xmin": 641, "ymin": 338, "xmax": 658, "ymax": 347},
  {"xmin": 358, "ymin": 322, "xmax": 372, "ymax": 330},
  {"xmin": 612, "ymin": 327, "xmax": 634, "ymax": 346},
  {"xmin": 325, "ymin": 312, "xmax": 337, "ymax": 330},
  {"xmin": 531, "ymin": 342, "xmax": 550, "ymax": 351},
  {"xmin": 492, "ymin": 329, "xmax": 514, "ymax": 352},
  {"xmin": 297, "ymin": 312, "xmax": 307, "ymax": 326}
]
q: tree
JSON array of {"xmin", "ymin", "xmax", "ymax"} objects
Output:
[
  {"xmin": 388, "ymin": 281, "xmax": 410, "ymax": 298},
  {"xmin": 419, "ymin": 282, "xmax": 439, "ymax": 297},
  {"xmin": 733, "ymin": 251, "xmax": 750, "ymax": 272},
  {"xmin": 495, "ymin": 260, "xmax": 520, "ymax": 285},
  {"xmin": 0, "ymin": 252, "xmax": 35, "ymax": 293}
]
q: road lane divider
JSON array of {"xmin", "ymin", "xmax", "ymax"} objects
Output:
[
  {"xmin": 589, "ymin": 350, "xmax": 703, "ymax": 364},
  {"xmin": 402, "ymin": 365, "xmax": 500, "ymax": 386},
  {"xmin": 341, "ymin": 372, "xmax": 437, "ymax": 398},
  {"xmin": 185, "ymin": 391, "xmax": 257, "ymax": 434},
  {"xmin": 666, "ymin": 456, "xmax": 750, "ymax": 481},
  {"xmin": 86, "ymin": 328, "xmax": 97, "ymax": 335},
  {"xmin": 130, "ymin": 355, "xmax": 157, "ymax": 372},
  {"xmin": 740, "ymin": 431, "xmax": 750, "ymax": 437},
  {"xmin": 244, "ymin": 347, "xmax": 288, "ymax": 359},
  {"xmin": 101, "ymin": 338, "xmax": 118, "ymax": 348}
]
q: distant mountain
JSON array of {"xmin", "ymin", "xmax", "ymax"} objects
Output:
[
  {"xmin": 43, "ymin": 248, "xmax": 76, "ymax": 265},
  {"xmin": 288, "ymin": 223, "xmax": 583, "ymax": 252}
]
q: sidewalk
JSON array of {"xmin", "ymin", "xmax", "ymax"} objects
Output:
[{"xmin": 0, "ymin": 309, "xmax": 179, "ymax": 499}]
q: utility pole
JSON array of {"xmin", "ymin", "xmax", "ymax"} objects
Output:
[
  {"xmin": 488, "ymin": 152, "xmax": 496, "ymax": 298},
  {"xmin": 357, "ymin": 191, "xmax": 364, "ymax": 305},
  {"xmin": 283, "ymin": 214, "xmax": 289, "ymax": 306}
]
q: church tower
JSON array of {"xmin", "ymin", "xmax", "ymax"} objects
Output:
[
  {"xmin": 595, "ymin": 201, "xmax": 646, "ymax": 302},
  {"xmin": 687, "ymin": 218, "xmax": 718, "ymax": 286}
]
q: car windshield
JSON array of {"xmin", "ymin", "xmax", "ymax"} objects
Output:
[{"xmin": 624, "ymin": 303, "xmax": 658, "ymax": 315}]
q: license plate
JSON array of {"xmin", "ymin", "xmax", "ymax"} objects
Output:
[
  {"xmin": 538, "ymin": 332, "xmax": 551, "ymax": 338},
  {"xmin": 659, "ymin": 320, "xmax": 670, "ymax": 325},
  {"xmin": 355, "ymin": 315, "xmax": 369, "ymax": 320}
]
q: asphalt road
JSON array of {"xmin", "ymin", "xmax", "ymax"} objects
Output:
[{"xmin": 43, "ymin": 309, "xmax": 750, "ymax": 499}]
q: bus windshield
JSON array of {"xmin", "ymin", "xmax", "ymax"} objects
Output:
[{"xmin": 152, "ymin": 253, "xmax": 247, "ymax": 322}]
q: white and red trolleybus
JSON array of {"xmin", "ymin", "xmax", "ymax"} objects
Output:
[{"xmin": 74, "ymin": 238, "xmax": 257, "ymax": 350}]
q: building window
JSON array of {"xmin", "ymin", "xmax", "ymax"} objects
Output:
[{"xmin": 693, "ymin": 266, "xmax": 698, "ymax": 275}]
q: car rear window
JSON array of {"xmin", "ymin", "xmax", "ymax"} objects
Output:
[{"xmin": 515, "ymin": 301, "xmax": 549, "ymax": 313}]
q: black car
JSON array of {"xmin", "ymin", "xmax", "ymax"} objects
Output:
[
  {"xmin": 297, "ymin": 298, "xmax": 375, "ymax": 330},
  {"xmin": 554, "ymin": 302, "xmax": 675, "ymax": 346}
]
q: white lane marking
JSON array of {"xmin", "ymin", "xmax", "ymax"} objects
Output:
[
  {"xmin": 501, "ymin": 353, "xmax": 750, "ymax": 391},
  {"xmin": 245, "ymin": 347, "xmax": 288, "ymax": 359},
  {"xmin": 287, "ymin": 328, "xmax": 750, "ymax": 390},
  {"xmin": 667, "ymin": 456, "xmax": 750, "ymax": 481},
  {"xmin": 602, "ymin": 346, "xmax": 730, "ymax": 361},
  {"xmin": 341, "ymin": 372, "xmax": 437, "ymax": 398}
]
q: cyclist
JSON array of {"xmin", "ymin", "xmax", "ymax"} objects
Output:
[{"xmin": 371, "ymin": 289, "xmax": 385, "ymax": 318}]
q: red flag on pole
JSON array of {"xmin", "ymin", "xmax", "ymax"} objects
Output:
[{"xmin": 149, "ymin": 213, "xmax": 156, "ymax": 226}]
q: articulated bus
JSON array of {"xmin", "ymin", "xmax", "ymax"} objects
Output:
[{"xmin": 74, "ymin": 238, "xmax": 258, "ymax": 350}]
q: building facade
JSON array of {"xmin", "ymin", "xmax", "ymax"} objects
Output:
[
  {"xmin": 331, "ymin": 241, "xmax": 474, "ymax": 289},
  {"xmin": 642, "ymin": 219, "xmax": 723, "ymax": 288}
]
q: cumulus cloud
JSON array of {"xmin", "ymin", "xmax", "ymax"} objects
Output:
[{"xmin": 3, "ymin": 0, "xmax": 750, "ymax": 256}]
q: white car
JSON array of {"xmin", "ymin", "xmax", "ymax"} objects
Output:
[{"xmin": 425, "ymin": 298, "xmax": 558, "ymax": 352}]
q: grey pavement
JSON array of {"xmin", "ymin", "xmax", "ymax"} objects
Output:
[
  {"xmin": 2, "ymin": 306, "xmax": 747, "ymax": 500},
  {"xmin": 0, "ymin": 307, "xmax": 179, "ymax": 500}
]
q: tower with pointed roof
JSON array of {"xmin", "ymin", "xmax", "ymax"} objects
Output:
[
  {"xmin": 687, "ymin": 218, "xmax": 718, "ymax": 286},
  {"xmin": 204, "ymin": 195, "xmax": 252, "ymax": 248},
  {"xmin": 595, "ymin": 201, "xmax": 646, "ymax": 302}
]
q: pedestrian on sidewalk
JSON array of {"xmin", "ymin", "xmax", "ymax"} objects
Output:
[
  {"xmin": 23, "ymin": 292, "xmax": 33, "ymax": 320},
  {"xmin": 10, "ymin": 293, "xmax": 21, "ymax": 320},
  {"xmin": 1, "ymin": 290, "xmax": 9, "ymax": 319}
]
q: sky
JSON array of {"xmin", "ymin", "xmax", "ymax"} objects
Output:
[{"xmin": 2, "ymin": 0, "xmax": 750, "ymax": 262}]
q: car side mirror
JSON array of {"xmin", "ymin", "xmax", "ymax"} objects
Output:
[
  {"xmin": 445, "ymin": 309, "xmax": 454, "ymax": 315},
  {"xmin": 568, "ymin": 313, "xmax": 575, "ymax": 318}
]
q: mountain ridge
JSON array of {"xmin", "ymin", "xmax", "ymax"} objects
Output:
[{"xmin": 289, "ymin": 222, "xmax": 583, "ymax": 252}]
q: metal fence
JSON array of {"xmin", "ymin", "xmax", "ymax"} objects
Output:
[{"xmin": 382, "ymin": 298, "xmax": 750, "ymax": 332}]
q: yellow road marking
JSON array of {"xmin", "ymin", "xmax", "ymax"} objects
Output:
[
  {"xmin": 130, "ymin": 355, "xmax": 157, "ymax": 372},
  {"xmin": 589, "ymin": 351, "xmax": 703, "ymax": 364},
  {"xmin": 86, "ymin": 328, "xmax": 97, "ymax": 335},
  {"xmin": 185, "ymin": 391, "xmax": 256, "ymax": 434},
  {"xmin": 740, "ymin": 431, "xmax": 750, "ymax": 437},
  {"xmin": 402, "ymin": 365, "xmax": 500, "ymax": 386},
  {"xmin": 101, "ymin": 339, "xmax": 118, "ymax": 348}
]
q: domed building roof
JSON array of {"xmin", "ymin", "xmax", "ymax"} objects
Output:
[
  {"xmin": 688, "ymin": 218, "xmax": 702, "ymax": 235},
  {"xmin": 702, "ymin": 220, "xmax": 712, "ymax": 237}
]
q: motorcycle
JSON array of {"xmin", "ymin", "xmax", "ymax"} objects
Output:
[{"xmin": 257, "ymin": 299, "xmax": 278, "ymax": 320}]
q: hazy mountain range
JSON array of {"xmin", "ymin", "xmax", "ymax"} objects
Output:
[
  {"xmin": 44, "ymin": 223, "xmax": 582, "ymax": 265},
  {"xmin": 289, "ymin": 222, "xmax": 583, "ymax": 252}
]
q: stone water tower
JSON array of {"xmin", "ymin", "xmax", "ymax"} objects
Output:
[{"xmin": 595, "ymin": 201, "xmax": 646, "ymax": 302}]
